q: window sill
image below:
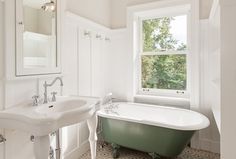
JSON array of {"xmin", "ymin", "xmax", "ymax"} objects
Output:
[{"xmin": 134, "ymin": 94, "xmax": 190, "ymax": 109}]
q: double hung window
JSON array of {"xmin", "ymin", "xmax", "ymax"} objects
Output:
[{"xmin": 139, "ymin": 13, "xmax": 189, "ymax": 97}]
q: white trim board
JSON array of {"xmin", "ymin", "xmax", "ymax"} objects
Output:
[{"xmin": 199, "ymin": 138, "xmax": 220, "ymax": 154}]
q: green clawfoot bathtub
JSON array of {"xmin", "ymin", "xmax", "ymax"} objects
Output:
[{"xmin": 98, "ymin": 102, "xmax": 210, "ymax": 159}]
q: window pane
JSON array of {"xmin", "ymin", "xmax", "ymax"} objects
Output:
[
  {"xmin": 142, "ymin": 54, "xmax": 187, "ymax": 90},
  {"xmin": 143, "ymin": 15, "xmax": 187, "ymax": 52}
]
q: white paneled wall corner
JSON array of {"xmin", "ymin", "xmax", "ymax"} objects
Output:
[
  {"xmin": 62, "ymin": 11, "xmax": 113, "ymax": 158},
  {"xmin": 199, "ymin": 19, "xmax": 220, "ymax": 153},
  {"xmin": 65, "ymin": 11, "xmax": 112, "ymax": 98}
]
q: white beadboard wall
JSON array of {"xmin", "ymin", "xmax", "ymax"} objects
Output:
[{"xmin": 62, "ymin": 11, "xmax": 112, "ymax": 158}]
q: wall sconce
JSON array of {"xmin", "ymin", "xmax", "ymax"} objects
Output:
[{"xmin": 41, "ymin": 0, "xmax": 56, "ymax": 12}]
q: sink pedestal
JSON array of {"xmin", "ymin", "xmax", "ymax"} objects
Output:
[
  {"xmin": 87, "ymin": 113, "xmax": 98, "ymax": 159},
  {"xmin": 34, "ymin": 113, "xmax": 98, "ymax": 159},
  {"xmin": 34, "ymin": 135, "xmax": 50, "ymax": 159}
]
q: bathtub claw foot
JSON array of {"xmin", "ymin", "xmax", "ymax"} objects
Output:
[
  {"xmin": 112, "ymin": 149, "xmax": 120, "ymax": 158},
  {"xmin": 148, "ymin": 152, "xmax": 161, "ymax": 159},
  {"xmin": 111, "ymin": 143, "xmax": 120, "ymax": 158}
]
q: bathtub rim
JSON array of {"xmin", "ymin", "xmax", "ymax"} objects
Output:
[{"xmin": 97, "ymin": 102, "xmax": 210, "ymax": 131}]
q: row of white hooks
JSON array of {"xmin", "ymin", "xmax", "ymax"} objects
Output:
[{"xmin": 83, "ymin": 30, "xmax": 111, "ymax": 41}]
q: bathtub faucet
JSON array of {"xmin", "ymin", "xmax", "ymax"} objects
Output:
[{"xmin": 101, "ymin": 93, "xmax": 113, "ymax": 105}]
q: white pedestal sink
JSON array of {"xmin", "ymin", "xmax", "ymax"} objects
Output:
[{"xmin": 0, "ymin": 96, "xmax": 100, "ymax": 159}]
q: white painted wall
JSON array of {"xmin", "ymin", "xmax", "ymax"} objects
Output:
[
  {"xmin": 208, "ymin": 0, "xmax": 236, "ymax": 158},
  {"xmin": 0, "ymin": 2, "xmax": 5, "ymax": 159},
  {"xmin": 0, "ymin": 1, "xmax": 4, "ymax": 109},
  {"xmin": 199, "ymin": 20, "xmax": 220, "ymax": 153},
  {"xmin": 220, "ymin": 0, "xmax": 236, "ymax": 158},
  {"xmin": 110, "ymin": 0, "xmax": 213, "ymax": 28},
  {"xmin": 65, "ymin": 0, "xmax": 213, "ymax": 29},
  {"xmin": 105, "ymin": 29, "xmax": 128, "ymax": 100},
  {"xmin": 200, "ymin": 0, "xmax": 213, "ymax": 20},
  {"xmin": 66, "ymin": 0, "xmax": 111, "ymax": 28}
]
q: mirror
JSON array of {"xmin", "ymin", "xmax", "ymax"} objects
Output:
[{"xmin": 16, "ymin": 0, "xmax": 61, "ymax": 76}]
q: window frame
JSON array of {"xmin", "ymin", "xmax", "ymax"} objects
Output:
[{"xmin": 137, "ymin": 10, "xmax": 191, "ymax": 98}]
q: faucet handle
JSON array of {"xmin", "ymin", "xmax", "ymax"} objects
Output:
[
  {"xmin": 32, "ymin": 95, "xmax": 40, "ymax": 106},
  {"xmin": 51, "ymin": 92, "xmax": 57, "ymax": 102}
]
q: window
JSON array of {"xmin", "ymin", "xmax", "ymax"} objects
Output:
[{"xmin": 139, "ymin": 14, "xmax": 189, "ymax": 97}]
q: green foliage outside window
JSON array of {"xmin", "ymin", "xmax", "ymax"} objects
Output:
[{"xmin": 142, "ymin": 16, "xmax": 187, "ymax": 90}]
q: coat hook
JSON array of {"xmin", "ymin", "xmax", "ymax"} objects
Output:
[
  {"xmin": 0, "ymin": 134, "xmax": 6, "ymax": 144},
  {"xmin": 105, "ymin": 37, "xmax": 110, "ymax": 41},
  {"xmin": 96, "ymin": 34, "xmax": 102, "ymax": 39},
  {"xmin": 84, "ymin": 31, "xmax": 91, "ymax": 37}
]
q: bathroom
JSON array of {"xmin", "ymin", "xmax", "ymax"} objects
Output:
[{"xmin": 0, "ymin": 0, "xmax": 235, "ymax": 159}]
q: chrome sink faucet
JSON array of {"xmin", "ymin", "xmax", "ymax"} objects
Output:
[{"xmin": 43, "ymin": 77, "xmax": 64, "ymax": 104}]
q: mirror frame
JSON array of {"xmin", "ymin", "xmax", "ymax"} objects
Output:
[{"xmin": 15, "ymin": 0, "xmax": 61, "ymax": 76}]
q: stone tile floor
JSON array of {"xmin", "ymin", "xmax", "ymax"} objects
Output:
[{"xmin": 79, "ymin": 142, "xmax": 220, "ymax": 159}]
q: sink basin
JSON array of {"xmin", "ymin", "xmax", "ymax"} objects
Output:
[
  {"xmin": 36, "ymin": 99, "xmax": 87, "ymax": 114},
  {"xmin": 0, "ymin": 96, "xmax": 100, "ymax": 136}
]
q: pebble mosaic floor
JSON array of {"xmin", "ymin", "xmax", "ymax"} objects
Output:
[{"xmin": 79, "ymin": 142, "xmax": 220, "ymax": 159}]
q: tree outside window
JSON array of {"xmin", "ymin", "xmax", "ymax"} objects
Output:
[{"xmin": 141, "ymin": 15, "xmax": 187, "ymax": 91}]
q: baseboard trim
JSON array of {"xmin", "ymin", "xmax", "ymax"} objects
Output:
[
  {"xmin": 63, "ymin": 140, "xmax": 90, "ymax": 159},
  {"xmin": 199, "ymin": 138, "xmax": 220, "ymax": 154},
  {"xmin": 191, "ymin": 132, "xmax": 220, "ymax": 154}
]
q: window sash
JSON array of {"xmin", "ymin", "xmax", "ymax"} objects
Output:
[
  {"xmin": 141, "ymin": 50, "xmax": 187, "ymax": 56},
  {"xmin": 141, "ymin": 15, "xmax": 188, "ymax": 55},
  {"xmin": 139, "ymin": 88, "xmax": 190, "ymax": 98},
  {"xmin": 138, "ymin": 13, "xmax": 190, "ymax": 98},
  {"xmin": 140, "ymin": 54, "xmax": 188, "ymax": 94}
]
